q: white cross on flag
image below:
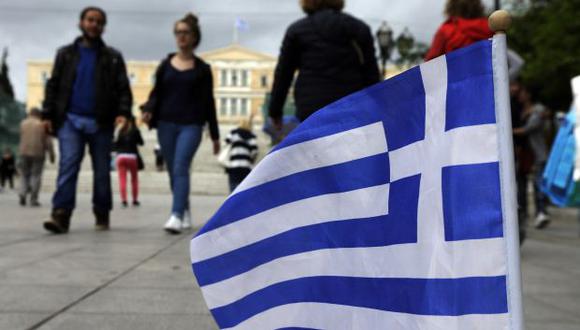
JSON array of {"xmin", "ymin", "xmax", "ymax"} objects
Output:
[{"xmin": 190, "ymin": 34, "xmax": 523, "ymax": 329}]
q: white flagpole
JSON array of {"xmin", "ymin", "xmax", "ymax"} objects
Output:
[{"xmin": 489, "ymin": 10, "xmax": 524, "ymax": 330}]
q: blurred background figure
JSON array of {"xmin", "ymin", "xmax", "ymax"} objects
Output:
[
  {"xmin": 224, "ymin": 118, "xmax": 258, "ymax": 192},
  {"xmin": 0, "ymin": 147, "xmax": 16, "ymax": 191},
  {"xmin": 141, "ymin": 13, "xmax": 220, "ymax": 235},
  {"xmin": 41, "ymin": 6, "xmax": 133, "ymax": 234},
  {"xmin": 514, "ymin": 85, "xmax": 550, "ymax": 229},
  {"xmin": 268, "ymin": 0, "xmax": 380, "ymax": 127},
  {"xmin": 113, "ymin": 117, "xmax": 144, "ymax": 208},
  {"xmin": 18, "ymin": 107, "xmax": 55, "ymax": 206},
  {"xmin": 424, "ymin": 0, "xmax": 493, "ymax": 60}
]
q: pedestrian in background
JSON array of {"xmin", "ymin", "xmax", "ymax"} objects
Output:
[
  {"xmin": 18, "ymin": 108, "xmax": 55, "ymax": 206},
  {"xmin": 268, "ymin": 0, "xmax": 380, "ymax": 127},
  {"xmin": 224, "ymin": 118, "xmax": 258, "ymax": 192},
  {"xmin": 113, "ymin": 117, "xmax": 143, "ymax": 208},
  {"xmin": 41, "ymin": 6, "xmax": 133, "ymax": 234},
  {"xmin": 424, "ymin": 0, "xmax": 493, "ymax": 60},
  {"xmin": 0, "ymin": 148, "xmax": 16, "ymax": 190},
  {"xmin": 514, "ymin": 85, "xmax": 550, "ymax": 229},
  {"xmin": 142, "ymin": 13, "xmax": 220, "ymax": 234}
]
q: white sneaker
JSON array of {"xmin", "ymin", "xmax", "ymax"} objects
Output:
[
  {"xmin": 534, "ymin": 212, "xmax": 551, "ymax": 229},
  {"xmin": 182, "ymin": 210, "xmax": 192, "ymax": 230},
  {"xmin": 164, "ymin": 215, "xmax": 183, "ymax": 234}
]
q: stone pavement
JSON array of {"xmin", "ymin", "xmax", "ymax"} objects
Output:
[{"xmin": 0, "ymin": 190, "xmax": 579, "ymax": 329}]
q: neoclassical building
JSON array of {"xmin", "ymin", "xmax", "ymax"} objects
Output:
[{"xmin": 26, "ymin": 44, "xmax": 276, "ymax": 123}]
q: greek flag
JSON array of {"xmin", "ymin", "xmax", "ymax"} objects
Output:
[
  {"xmin": 235, "ymin": 18, "xmax": 249, "ymax": 32},
  {"xmin": 190, "ymin": 35, "xmax": 523, "ymax": 329}
]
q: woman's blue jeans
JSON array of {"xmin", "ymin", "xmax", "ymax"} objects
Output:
[{"xmin": 157, "ymin": 121, "xmax": 203, "ymax": 218}]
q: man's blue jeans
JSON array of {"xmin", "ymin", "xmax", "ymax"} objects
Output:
[
  {"xmin": 52, "ymin": 119, "xmax": 113, "ymax": 213},
  {"xmin": 157, "ymin": 121, "xmax": 203, "ymax": 218}
]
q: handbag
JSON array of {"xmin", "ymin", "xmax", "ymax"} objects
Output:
[{"xmin": 217, "ymin": 143, "xmax": 232, "ymax": 168}]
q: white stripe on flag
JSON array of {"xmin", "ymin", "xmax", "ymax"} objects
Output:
[
  {"xmin": 202, "ymin": 238, "xmax": 506, "ymax": 309},
  {"xmin": 389, "ymin": 124, "xmax": 499, "ymax": 182},
  {"xmin": 223, "ymin": 302, "xmax": 509, "ymax": 330},
  {"xmin": 191, "ymin": 184, "xmax": 390, "ymax": 263},
  {"xmin": 233, "ymin": 122, "xmax": 387, "ymax": 194}
]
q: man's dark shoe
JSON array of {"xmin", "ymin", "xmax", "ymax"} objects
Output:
[
  {"xmin": 19, "ymin": 195, "xmax": 26, "ymax": 206},
  {"xmin": 94, "ymin": 209, "xmax": 110, "ymax": 231},
  {"xmin": 43, "ymin": 209, "xmax": 71, "ymax": 234}
]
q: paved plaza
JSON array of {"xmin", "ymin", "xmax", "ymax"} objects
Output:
[{"xmin": 0, "ymin": 190, "xmax": 579, "ymax": 329}]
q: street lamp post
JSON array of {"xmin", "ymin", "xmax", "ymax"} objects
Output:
[{"xmin": 376, "ymin": 21, "xmax": 393, "ymax": 78}]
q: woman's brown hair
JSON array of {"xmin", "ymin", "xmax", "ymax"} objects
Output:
[
  {"xmin": 175, "ymin": 13, "xmax": 201, "ymax": 48},
  {"xmin": 300, "ymin": 0, "xmax": 345, "ymax": 14},
  {"xmin": 444, "ymin": 0, "xmax": 485, "ymax": 19}
]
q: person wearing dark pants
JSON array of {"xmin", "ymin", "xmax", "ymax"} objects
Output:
[
  {"xmin": 142, "ymin": 13, "xmax": 220, "ymax": 234},
  {"xmin": 41, "ymin": 6, "xmax": 132, "ymax": 234},
  {"xmin": 19, "ymin": 108, "xmax": 55, "ymax": 206},
  {"xmin": 0, "ymin": 148, "xmax": 16, "ymax": 190}
]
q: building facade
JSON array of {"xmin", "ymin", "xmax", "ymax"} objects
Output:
[{"xmin": 26, "ymin": 44, "xmax": 276, "ymax": 123}]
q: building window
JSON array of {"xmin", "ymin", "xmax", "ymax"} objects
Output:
[
  {"xmin": 151, "ymin": 74, "xmax": 156, "ymax": 84},
  {"xmin": 231, "ymin": 70, "xmax": 238, "ymax": 87},
  {"xmin": 41, "ymin": 71, "xmax": 49, "ymax": 85},
  {"xmin": 241, "ymin": 70, "xmax": 249, "ymax": 87},
  {"xmin": 129, "ymin": 73, "xmax": 136, "ymax": 84},
  {"xmin": 230, "ymin": 98, "xmax": 238, "ymax": 116},
  {"xmin": 261, "ymin": 75, "xmax": 268, "ymax": 88},
  {"xmin": 220, "ymin": 98, "xmax": 227, "ymax": 116},
  {"xmin": 240, "ymin": 98, "xmax": 248, "ymax": 116},
  {"xmin": 220, "ymin": 70, "xmax": 227, "ymax": 86}
]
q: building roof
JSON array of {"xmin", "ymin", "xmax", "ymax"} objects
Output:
[{"xmin": 199, "ymin": 44, "xmax": 276, "ymax": 62}]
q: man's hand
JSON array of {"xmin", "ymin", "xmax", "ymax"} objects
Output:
[
  {"xmin": 115, "ymin": 116, "xmax": 127, "ymax": 127},
  {"xmin": 212, "ymin": 139, "xmax": 221, "ymax": 155},
  {"xmin": 141, "ymin": 112, "xmax": 152, "ymax": 124},
  {"xmin": 42, "ymin": 120, "xmax": 53, "ymax": 134}
]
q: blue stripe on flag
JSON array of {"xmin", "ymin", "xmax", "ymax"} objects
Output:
[
  {"xmin": 211, "ymin": 276, "xmax": 508, "ymax": 328},
  {"xmin": 193, "ymin": 175, "xmax": 420, "ymax": 286},
  {"xmin": 445, "ymin": 39, "xmax": 495, "ymax": 131},
  {"xmin": 442, "ymin": 162, "xmax": 504, "ymax": 241},
  {"xmin": 275, "ymin": 67, "xmax": 425, "ymax": 152},
  {"xmin": 197, "ymin": 153, "xmax": 390, "ymax": 235}
]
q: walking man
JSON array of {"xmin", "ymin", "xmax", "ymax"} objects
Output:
[
  {"xmin": 19, "ymin": 108, "xmax": 55, "ymax": 206},
  {"xmin": 42, "ymin": 6, "xmax": 133, "ymax": 233}
]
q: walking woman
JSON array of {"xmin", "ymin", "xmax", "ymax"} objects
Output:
[
  {"xmin": 268, "ymin": 0, "xmax": 380, "ymax": 126},
  {"xmin": 113, "ymin": 117, "xmax": 144, "ymax": 207},
  {"xmin": 142, "ymin": 13, "xmax": 220, "ymax": 234}
]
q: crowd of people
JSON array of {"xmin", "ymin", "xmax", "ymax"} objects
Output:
[{"xmin": 0, "ymin": 0, "xmax": 557, "ymax": 240}]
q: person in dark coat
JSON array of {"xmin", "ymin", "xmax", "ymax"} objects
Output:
[
  {"xmin": 0, "ymin": 148, "xmax": 16, "ymax": 190},
  {"xmin": 268, "ymin": 0, "xmax": 380, "ymax": 127},
  {"xmin": 41, "ymin": 7, "xmax": 133, "ymax": 234},
  {"xmin": 113, "ymin": 117, "xmax": 144, "ymax": 207}
]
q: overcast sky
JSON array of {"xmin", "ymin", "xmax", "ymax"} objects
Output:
[{"xmin": 0, "ymin": 0, "xmax": 496, "ymax": 102}]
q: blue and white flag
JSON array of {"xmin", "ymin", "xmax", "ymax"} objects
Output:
[
  {"xmin": 235, "ymin": 18, "xmax": 250, "ymax": 32},
  {"xmin": 191, "ymin": 35, "xmax": 523, "ymax": 329}
]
